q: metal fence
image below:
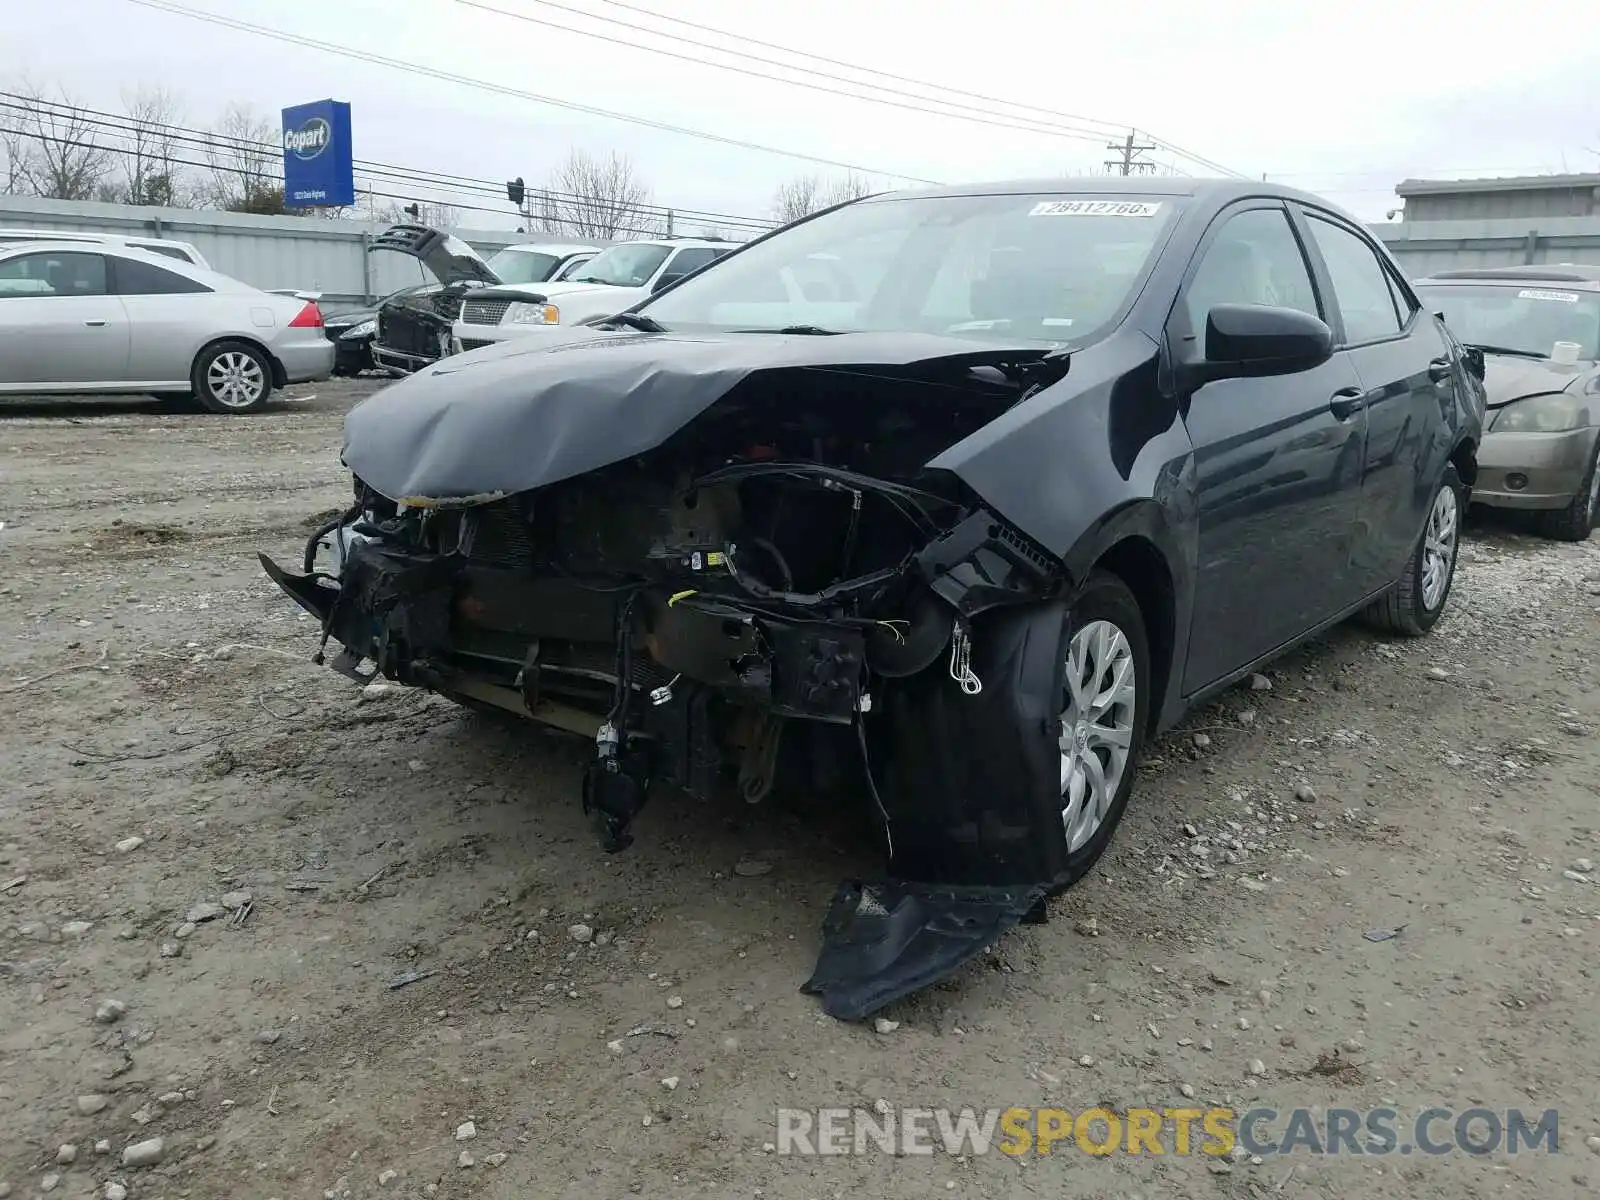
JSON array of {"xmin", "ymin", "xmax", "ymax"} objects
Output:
[
  {"xmin": 9, "ymin": 194, "xmax": 1600, "ymax": 302},
  {"xmin": 1373, "ymin": 216, "xmax": 1600, "ymax": 278},
  {"xmin": 0, "ymin": 195, "xmax": 608, "ymax": 305}
]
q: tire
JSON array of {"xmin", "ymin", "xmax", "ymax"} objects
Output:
[
  {"xmin": 1361, "ymin": 464, "xmax": 1464, "ymax": 636},
  {"xmin": 1536, "ymin": 439, "xmax": 1600, "ymax": 542},
  {"xmin": 1052, "ymin": 571, "xmax": 1152, "ymax": 889},
  {"xmin": 192, "ymin": 341, "xmax": 273, "ymax": 414}
]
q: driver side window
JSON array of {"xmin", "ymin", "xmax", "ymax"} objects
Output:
[{"xmin": 1182, "ymin": 208, "xmax": 1319, "ymax": 347}]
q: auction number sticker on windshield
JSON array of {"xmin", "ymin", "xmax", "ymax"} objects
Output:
[
  {"xmin": 1517, "ymin": 288, "xmax": 1581, "ymax": 303},
  {"xmin": 1029, "ymin": 200, "xmax": 1164, "ymax": 218}
]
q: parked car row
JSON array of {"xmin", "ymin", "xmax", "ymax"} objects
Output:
[
  {"xmin": 261, "ymin": 176, "xmax": 1491, "ymax": 1019},
  {"xmin": 341, "ymin": 225, "xmax": 735, "ymax": 377}
]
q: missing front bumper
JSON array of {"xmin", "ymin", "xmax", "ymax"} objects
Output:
[{"xmin": 259, "ymin": 500, "xmax": 1071, "ymax": 1020}]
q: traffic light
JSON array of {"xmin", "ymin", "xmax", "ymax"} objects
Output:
[{"xmin": 507, "ymin": 177, "xmax": 525, "ymax": 207}]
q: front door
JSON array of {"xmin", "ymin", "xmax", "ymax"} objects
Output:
[
  {"xmin": 1295, "ymin": 209, "xmax": 1447, "ymax": 594},
  {"xmin": 0, "ymin": 251, "xmax": 129, "ymax": 385},
  {"xmin": 1174, "ymin": 203, "xmax": 1370, "ymax": 693}
]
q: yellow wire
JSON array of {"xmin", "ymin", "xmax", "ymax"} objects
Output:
[{"xmin": 668, "ymin": 589, "xmax": 697, "ymax": 607}]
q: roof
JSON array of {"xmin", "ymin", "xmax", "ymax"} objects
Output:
[
  {"xmin": 1417, "ymin": 263, "xmax": 1600, "ymax": 288},
  {"xmin": 1395, "ymin": 173, "xmax": 1600, "ymax": 198},
  {"xmin": 873, "ymin": 176, "xmax": 1348, "ymax": 210},
  {"xmin": 0, "ymin": 226, "xmax": 198, "ymax": 247},
  {"xmin": 0, "ymin": 238, "xmax": 185, "ymax": 261},
  {"xmin": 497, "ymin": 242, "xmax": 601, "ymax": 255}
]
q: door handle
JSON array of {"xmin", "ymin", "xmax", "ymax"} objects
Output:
[
  {"xmin": 1329, "ymin": 386, "xmax": 1367, "ymax": 420},
  {"xmin": 1427, "ymin": 357, "xmax": 1452, "ymax": 383},
  {"xmin": 83, "ymin": 319, "xmax": 107, "ymax": 327}
]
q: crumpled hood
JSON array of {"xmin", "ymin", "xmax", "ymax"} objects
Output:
[
  {"xmin": 1481, "ymin": 354, "xmax": 1590, "ymax": 407},
  {"xmin": 341, "ymin": 329, "xmax": 1059, "ymax": 505}
]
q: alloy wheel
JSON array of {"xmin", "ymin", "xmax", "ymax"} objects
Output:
[
  {"xmin": 207, "ymin": 351, "xmax": 267, "ymax": 409},
  {"xmin": 1420, "ymin": 484, "xmax": 1459, "ymax": 611},
  {"xmin": 1059, "ymin": 619, "xmax": 1137, "ymax": 853}
]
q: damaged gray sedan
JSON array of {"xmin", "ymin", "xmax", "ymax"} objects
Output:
[{"xmin": 262, "ymin": 179, "xmax": 1483, "ymax": 1018}]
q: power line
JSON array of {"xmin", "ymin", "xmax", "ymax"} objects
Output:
[
  {"xmin": 0, "ymin": 91, "xmax": 779, "ymax": 233},
  {"xmin": 577, "ymin": 0, "xmax": 1246, "ymax": 178},
  {"xmin": 0, "ymin": 119, "xmax": 691, "ymax": 239},
  {"xmin": 0, "ymin": 105, "xmax": 715, "ymax": 239},
  {"xmin": 457, "ymin": 0, "xmax": 1131, "ymax": 148},
  {"xmin": 119, "ymin": 0, "xmax": 945, "ymax": 186}
]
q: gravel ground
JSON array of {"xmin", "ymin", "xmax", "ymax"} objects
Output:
[{"xmin": 2, "ymin": 378, "xmax": 1599, "ymax": 1200}]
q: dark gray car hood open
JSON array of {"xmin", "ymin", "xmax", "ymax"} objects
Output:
[
  {"xmin": 342, "ymin": 328, "xmax": 1062, "ymax": 505},
  {"xmin": 1481, "ymin": 354, "xmax": 1592, "ymax": 407}
]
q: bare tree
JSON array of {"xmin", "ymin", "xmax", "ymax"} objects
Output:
[
  {"xmin": 203, "ymin": 103, "xmax": 283, "ymax": 213},
  {"xmin": 356, "ymin": 192, "xmax": 460, "ymax": 228},
  {"xmin": 118, "ymin": 85, "xmax": 189, "ymax": 207},
  {"xmin": 4, "ymin": 78, "xmax": 115, "ymax": 200},
  {"xmin": 772, "ymin": 172, "xmax": 872, "ymax": 224},
  {"xmin": 535, "ymin": 149, "xmax": 659, "ymax": 239},
  {"xmin": 772, "ymin": 175, "xmax": 822, "ymax": 224},
  {"xmin": 1, "ymin": 120, "xmax": 25, "ymax": 194}
]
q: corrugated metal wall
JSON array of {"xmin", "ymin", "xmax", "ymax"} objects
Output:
[
  {"xmin": 9, "ymin": 194, "xmax": 1600, "ymax": 299},
  {"xmin": 1403, "ymin": 186, "xmax": 1600, "ymax": 222},
  {"xmin": 1375, "ymin": 215, "xmax": 1600, "ymax": 278},
  {"xmin": 0, "ymin": 195, "xmax": 611, "ymax": 304}
]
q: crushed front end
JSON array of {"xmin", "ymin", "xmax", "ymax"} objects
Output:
[
  {"xmin": 263, "ymin": 339, "xmax": 1075, "ymax": 1017},
  {"xmin": 371, "ymin": 287, "xmax": 468, "ymax": 376}
]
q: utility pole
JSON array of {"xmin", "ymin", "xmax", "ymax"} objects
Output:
[{"xmin": 1105, "ymin": 130, "xmax": 1157, "ymax": 176}]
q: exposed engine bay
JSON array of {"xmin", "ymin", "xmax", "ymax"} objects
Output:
[
  {"xmin": 262, "ymin": 332, "xmax": 1080, "ymax": 1017},
  {"xmin": 373, "ymin": 286, "xmax": 470, "ymax": 376}
]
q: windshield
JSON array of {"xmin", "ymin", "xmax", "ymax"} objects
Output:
[
  {"xmin": 485, "ymin": 248, "xmax": 564, "ymax": 285},
  {"xmin": 640, "ymin": 193, "xmax": 1181, "ymax": 342},
  {"xmin": 1417, "ymin": 282, "xmax": 1600, "ymax": 360},
  {"xmin": 571, "ymin": 243, "xmax": 672, "ymax": 287}
]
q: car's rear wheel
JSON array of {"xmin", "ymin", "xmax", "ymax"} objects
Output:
[
  {"xmin": 1536, "ymin": 439, "xmax": 1600, "ymax": 542},
  {"xmin": 1362, "ymin": 465, "xmax": 1464, "ymax": 636},
  {"xmin": 192, "ymin": 341, "xmax": 273, "ymax": 414},
  {"xmin": 1054, "ymin": 572, "xmax": 1150, "ymax": 888}
]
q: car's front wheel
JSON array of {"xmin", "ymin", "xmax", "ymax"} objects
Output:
[
  {"xmin": 1362, "ymin": 465, "xmax": 1464, "ymax": 635},
  {"xmin": 192, "ymin": 341, "xmax": 273, "ymax": 414},
  {"xmin": 1537, "ymin": 439, "xmax": 1600, "ymax": 542},
  {"xmin": 1055, "ymin": 572, "xmax": 1150, "ymax": 887}
]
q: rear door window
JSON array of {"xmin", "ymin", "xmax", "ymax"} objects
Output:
[
  {"xmin": 113, "ymin": 258, "xmax": 212, "ymax": 295},
  {"xmin": 1304, "ymin": 215, "xmax": 1404, "ymax": 344}
]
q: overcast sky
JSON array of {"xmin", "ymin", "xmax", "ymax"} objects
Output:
[{"xmin": 8, "ymin": 0, "xmax": 1600, "ymax": 229}]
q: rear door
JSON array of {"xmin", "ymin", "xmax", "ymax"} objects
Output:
[
  {"xmin": 1294, "ymin": 208, "xmax": 1448, "ymax": 595},
  {"xmin": 110, "ymin": 253, "xmax": 219, "ymax": 383},
  {"xmin": 1174, "ymin": 202, "xmax": 1370, "ymax": 691},
  {"xmin": 0, "ymin": 251, "xmax": 130, "ymax": 385}
]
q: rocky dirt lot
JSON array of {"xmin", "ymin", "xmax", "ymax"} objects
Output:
[{"xmin": 2, "ymin": 379, "xmax": 1599, "ymax": 1200}]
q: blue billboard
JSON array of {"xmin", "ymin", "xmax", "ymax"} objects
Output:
[{"xmin": 281, "ymin": 100, "xmax": 354, "ymax": 208}]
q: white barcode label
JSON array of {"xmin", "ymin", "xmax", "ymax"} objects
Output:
[
  {"xmin": 1517, "ymin": 288, "xmax": 1580, "ymax": 303},
  {"xmin": 1029, "ymin": 200, "xmax": 1164, "ymax": 218}
]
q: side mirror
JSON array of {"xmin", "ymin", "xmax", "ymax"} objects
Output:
[
  {"xmin": 652, "ymin": 272, "xmax": 686, "ymax": 294},
  {"xmin": 1193, "ymin": 303, "xmax": 1334, "ymax": 384},
  {"xmin": 1461, "ymin": 345, "xmax": 1485, "ymax": 381}
]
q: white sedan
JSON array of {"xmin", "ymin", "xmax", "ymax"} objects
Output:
[{"xmin": 0, "ymin": 241, "xmax": 334, "ymax": 413}]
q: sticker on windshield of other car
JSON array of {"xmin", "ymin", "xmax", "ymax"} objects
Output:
[
  {"xmin": 1517, "ymin": 288, "xmax": 1581, "ymax": 303},
  {"xmin": 1029, "ymin": 200, "xmax": 1164, "ymax": 218}
]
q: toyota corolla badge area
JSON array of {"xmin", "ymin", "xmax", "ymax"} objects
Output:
[{"xmin": 262, "ymin": 180, "xmax": 1483, "ymax": 1017}]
